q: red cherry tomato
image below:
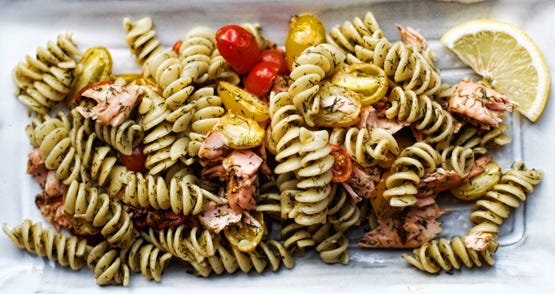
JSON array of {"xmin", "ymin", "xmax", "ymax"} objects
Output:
[
  {"xmin": 172, "ymin": 40, "xmax": 183, "ymax": 54},
  {"xmin": 73, "ymin": 80, "xmax": 113, "ymax": 104},
  {"xmin": 260, "ymin": 48, "xmax": 289, "ymax": 74},
  {"xmin": 215, "ymin": 24, "xmax": 261, "ymax": 74},
  {"xmin": 119, "ymin": 145, "xmax": 147, "ymax": 173},
  {"xmin": 244, "ymin": 61, "xmax": 279, "ymax": 97},
  {"xmin": 330, "ymin": 144, "xmax": 353, "ymax": 183}
]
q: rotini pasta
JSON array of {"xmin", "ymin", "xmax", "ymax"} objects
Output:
[{"xmin": 123, "ymin": 17, "xmax": 164, "ymax": 65}]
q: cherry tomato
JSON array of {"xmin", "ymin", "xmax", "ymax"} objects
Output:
[
  {"xmin": 260, "ymin": 48, "xmax": 289, "ymax": 74},
  {"xmin": 119, "ymin": 145, "xmax": 147, "ymax": 172},
  {"xmin": 74, "ymin": 80, "xmax": 113, "ymax": 104},
  {"xmin": 244, "ymin": 61, "xmax": 279, "ymax": 97},
  {"xmin": 172, "ymin": 40, "xmax": 183, "ymax": 54},
  {"xmin": 330, "ymin": 144, "xmax": 353, "ymax": 183},
  {"xmin": 285, "ymin": 14, "xmax": 326, "ymax": 70},
  {"xmin": 215, "ymin": 24, "xmax": 261, "ymax": 74},
  {"xmin": 217, "ymin": 81, "xmax": 270, "ymax": 122}
]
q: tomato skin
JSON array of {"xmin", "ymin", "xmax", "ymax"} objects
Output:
[
  {"xmin": 172, "ymin": 40, "xmax": 183, "ymax": 54},
  {"xmin": 216, "ymin": 25, "xmax": 261, "ymax": 74},
  {"xmin": 244, "ymin": 61, "xmax": 279, "ymax": 97},
  {"xmin": 330, "ymin": 144, "xmax": 353, "ymax": 183},
  {"xmin": 119, "ymin": 145, "xmax": 147, "ymax": 172},
  {"xmin": 260, "ymin": 49, "xmax": 289, "ymax": 74}
]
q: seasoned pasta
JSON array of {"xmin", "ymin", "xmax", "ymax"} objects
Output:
[{"xmin": 4, "ymin": 9, "xmax": 546, "ymax": 287}]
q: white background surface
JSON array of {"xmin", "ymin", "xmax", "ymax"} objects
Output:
[{"xmin": 1, "ymin": 0, "xmax": 554, "ymax": 292}]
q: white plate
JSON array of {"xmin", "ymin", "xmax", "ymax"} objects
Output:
[{"xmin": 1, "ymin": 0, "xmax": 554, "ymax": 292}]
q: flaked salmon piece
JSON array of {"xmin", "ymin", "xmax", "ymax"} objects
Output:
[
  {"xmin": 417, "ymin": 168, "xmax": 462, "ymax": 197},
  {"xmin": 226, "ymin": 175, "xmax": 257, "ymax": 213},
  {"xmin": 198, "ymin": 202, "xmax": 242, "ymax": 233},
  {"xmin": 397, "ymin": 25, "xmax": 428, "ymax": 49},
  {"xmin": 360, "ymin": 198, "xmax": 443, "ymax": 248},
  {"xmin": 448, "ymin": 79, "xmax": 517, "ymax": 128},
  {"xmin": 464, "ymin": 231, "xmax": 494, "ymax": 251},
  {"xmin": 76, "ymin": 83, "xmax": 142, "ymax": 127},
  {"xmin": 343, "ymin": 165, "xmax": 380, "ymax": 202},
  {"xmin": 358, "ymin": 105, "xmax": 409, "ymax": 134},
  {"xmin": 44, "ymin": 171, "xmax": 65, "ymax": 198},
  {"xmin": 463, "ymin": 155, "xmax": 492, "ymax": 182},
  {"xmin": 198, "ymin": 131, "xmax": 230, "ymax": 161},
  {"xmin": 28, "ymin": 150, "xmax": 48, "ymax": 189},
  {"xmin": 270, "ymin": 75, "xmax": 289, "ymax": 95},
  {"xmin": 35, "ymin": 192, "xmax": 70, "ymax": 231},
  {"xmin": 223, "ymin": 150, "xmax": 263, "ymax": 178}
]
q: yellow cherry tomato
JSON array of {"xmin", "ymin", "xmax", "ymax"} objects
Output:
[
  {"xmin": 69, "ymin": 47, "xmax": 113, "ymax": 106},
  {"xmin": 285, "ymin": 13, "xmax": 326, "ymax": 70},
  {"xmin": 213, "ymin": 112, "xmax": 265, "ymax": 149},
  {"xmin": 217, "ymin": 81, "xmax": 270, "ymax": 122},
  {"xmin": 223, "ymin": 211, "xmax": 265, "ymax": 253},
  {"xmin": 450, "ymin": 162, "xmax": 502, "ymax": 201},
  {"xmin": 331, "ymin": 63, "xmax": 388, "ymax": 106},
  {"xmin": 313, "ymin": 83, "xmax": 362, "ymax": 128}
]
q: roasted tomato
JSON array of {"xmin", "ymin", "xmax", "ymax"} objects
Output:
[
  {"xmin": 70, "ymin": 47, "xmax": 113, "ymax": 106},
  {"xmin": 330, "ymin": 144, "xmax": 353, "ymax": 183},
  {"xmin": 244, "ymin": 61, "xmax": 279, "ymax": 97},
  {"xmin": 285, "ymin": 14, "xmax": 326, "ymax": 69},
  {"xmin": 215, "ymin": 24, "xmax": 261, "ymax": 74},
  {"xmin": 217, "ymin": 80, "xmax": 270, "ymax": 122},
  {"xmin": 172, "ymin": 40, "xmax": 183, "ymax": 54},
  {"xmin": 313, "ymin": 83, "xmax": 362, "ymax": 128},
  {"xmin": 260, "ymin": 48, "xmax": 289, "ymax": 74},
  {"xmin": 119, "ymin": 145, "xmax": 147, "ymax": 172},
  {"xmin": 331, "ymin": 63, "xmax": 388, "ymax": 106}
]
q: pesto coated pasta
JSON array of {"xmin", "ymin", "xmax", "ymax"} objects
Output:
[{"xmin": 3, "ymin": 9, "xmax": 545, "ymax": 287}]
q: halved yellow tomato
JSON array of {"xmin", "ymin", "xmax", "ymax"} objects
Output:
[
  {"xmin": 450, "ymin": 162, "xmax": 501, "ymax": 201},
  {"xmin": 217, "ymin": 81, "xmax": 270, "ymax": 122},
  {"xmin": 331, "ymin": 63, "xmax": 388, "ymax": 105},
  {"xmin": 213, "ymin": 112, "xmax": 265, "ymax": 149},
  {"xmin": 313, "ymin": 83, "xmax": 362, "ymax": 128},
  {"xmin": 69, "ymin": 47, "xmax": 113, "ymax": 106},
  {"xmin": 223, "ymin": 211, "xmax": 265, "ymax": 253}
]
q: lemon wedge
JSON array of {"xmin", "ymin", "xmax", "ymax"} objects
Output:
[{"xmin": 441, "ymin": 19, "xmax": 550, "ymax": 122}]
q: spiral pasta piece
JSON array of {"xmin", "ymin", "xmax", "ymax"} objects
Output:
[
  {"xmin": 13, "ymin": 33, "xmax": 80, "ymax": 114},
  {"xmin": 87, "ymin": 241, "xmax": 130, "ymax": 286},
  {"xmin": 402, "ymin": 236, "xmax": 498, "ymax": 274},
  {"xmin": 178, "ymin": 26, "xmax": 215, "ymax": 85},
  {"xmin": 386, "ymin": 87, "xmax": 455, "ymax": 145},
  {"xmin": 63, "ymin": 181, "xmax": 135, "ymax": 248},
  {"xmin": 191, "ymin": 240, "xmax": 295, "ymax": 277},
  {"xmin": 312, "ymin": 223, "xmax": 350, "ymax": 265},
  {"xmin": 208, "ymin": 49, "xmax": 241, "ymax": 85},
  {"xmin": 123, "ymin": 17, "xmax": 164, "ymax": 65},
  {"xmin": 468, "ymin": 162, "xmax": 542, "ymax": 237},
  {"xmin": 122, "ymin": 171, "xmax": 223, "ymax": 215},
  {"xmin": 450, "ymin": 122, "xmax": 512, "ymax": 156},
  {"xmin": 288, "ymin": 43, "xmax": 345, "ymax": 126},
  {"xmin": 141, "ymin": 224, "xmax": 220, "ymax": 264},
  {"xmin": 120, "ymin": 238, "xmax": 173, "ymax": 282},
  {"xmin": 3, "ymin": 219, "xmax": 88, "ymax": 271},
  {"xmin": 26, "ymin": 111, "xmax": 81, "ymax": 184},
  {"xmin": 383, "ymin": 142, "xmax": 440, "ymax": 207},
  {"xmin": 326, "ymin": 184, "xmax": 361, "ymax": 233},
  {"xmin": 329, "ymin": 127, "xmax": 400, "ymax": 166},
  {"xmin": 328, "ymin": 12, "xmax": 440, "ymax": 95},
  {"xmin": 92, "ymin": 119, "xmax": 144, "ymax": 156},
  {"xmin": 440, "ymin": 145, "xmax": 475, "ymax": 177},
  {"xmin": 327, "ymin": 11, "xmax": 384, "ymax": 63}
]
